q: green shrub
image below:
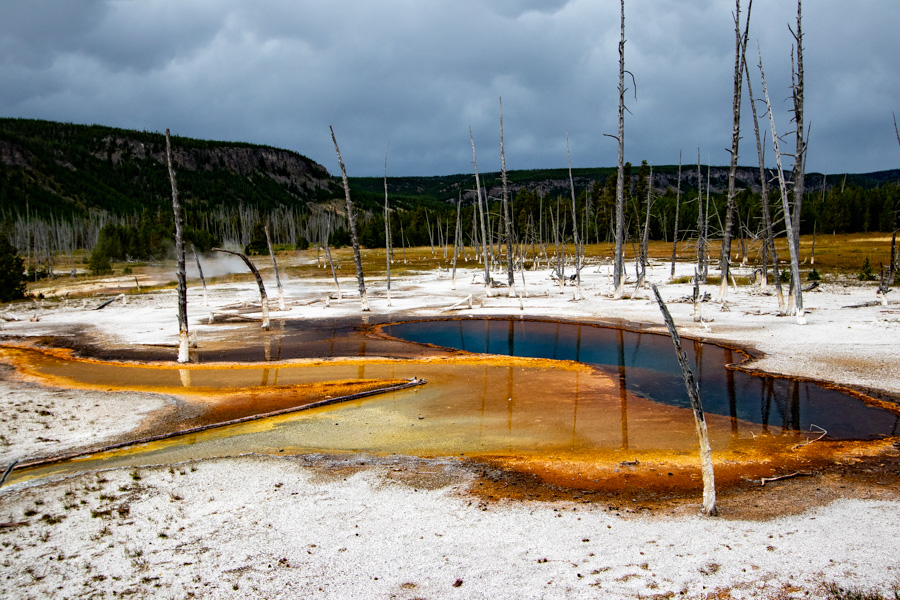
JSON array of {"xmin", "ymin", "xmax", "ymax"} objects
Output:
[
  {"xmin": 858, "ymin": 257, "xmax": 876, "ymax": 281},
  {"xmin": 808, "ymin": 268, "xmax": 820, "ymax": 281}
]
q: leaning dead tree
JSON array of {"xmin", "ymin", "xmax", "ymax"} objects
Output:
[
  {"xmin": 759, "ymin": 44, "xmax": 804, "ymax": 322},
  {"xmin": 212, "ymin": 247, "xmax": 270, "ymax": 330},
  {"xmin": 611, "ymin": 0, "xmax": 627, "ymax": 298},
  {"xmin": 330, "ymin": 126, "xmax": 369, "ymax": 311},
  {"xmin": 166, "ymin": 129, "xmax": 190, "ymax": 364},
  {"xmin": 499, "ymin": 97, "xmax": 516, "ymax": 297},
  {"xmin": 744, "ymin": 55, "xmax": 784, "ymax": 309},
  {"xmin": 264, "ymin": 225, "xmax": 285, "ymax": 310},
  {"xmin": 719, "ymin": 0, "xmax": 752, "ymax": 300},
  {"xmin": 651, "ymin": 284, "xmax": 717, "ymax": 516},
  {"xmin": 670, "ymin": 152, "xmax": 682, "ymax": 278},
  {"xmin": 469, "ymin": 126, "xmax": 491, "ymax": 292}
]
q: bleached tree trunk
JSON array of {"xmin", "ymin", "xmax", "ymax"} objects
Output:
[
  {"xmin": 612, "ymin": 0, "xmax": 627, "ymax": 298},
  {"xmin": 720, "ymin": 0, "xmax": 752, "ymax": 300},
  {"xmin": 651, "ymin": 284, "xmax": 718, "ymax": 516},
  {"xmin": 759, "ymin": 44, "xmax": 804, "ymax": 323},
  {"xmin": 638, "ymin": 164, "xmax": 652, "ymax": 289},
  {"xmin": 469, "ymin": 126, "xmax": 491, "ymax": 293},
  {"xmin": 451, "ymin": 190, "xmax": 461, "ymax": 289},
  {"xmin": 384, "ymin": 147, "xmax": 392, "ymax": 306},
  {"xmin": 671, "ymin": 153, "xmax": 682, "ymax": 279},
  {"xmin": 212, "ymin": 248, "xmax": 269, "ymax": 330},
  {"xmin": 499, "ymin": 97, "xmax": 516, "ymax": 297},
  {"xmin": 744, "ymin": 58, "xmax": 783, "ymax": 307},
  {"xmin": 330, "ymin": 126, "xmax": 368, "ymax": 311},
  {"xmin": 566, "ymin": 130, "xmax": 582, "ymax": 299},
  {"xmin": 264, "ymin": 225, "xmax": 285, "ymax": 310},
  {"xmin": 789, "ymin": 0, "xmax": 806, "ymax": 311},
  {"xmin": 324, "ymin": 236, "xmax": 341, "ymax": 301},
  {"xmin": 696, "ymin": 150, "xmax": 707, "ymax": 283},
  {"xmin": 166, "ymin": 129, "xmax": 190, "ymax": 364}
]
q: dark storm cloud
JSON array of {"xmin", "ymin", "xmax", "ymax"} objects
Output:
[{"xmin": 1, "ymin": 1, "xmax": 898, "ymax": 177}]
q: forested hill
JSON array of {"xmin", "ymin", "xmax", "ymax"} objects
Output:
[{"xmin": 0, "ymin": 118, "xmax": 337, "ymax": 221}]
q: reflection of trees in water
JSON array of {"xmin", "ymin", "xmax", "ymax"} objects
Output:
[{"xmin": 617, "ymin": 328, "xmax": 628, "ymax": 450}]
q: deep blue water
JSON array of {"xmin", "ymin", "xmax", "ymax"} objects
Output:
[{"xmin": 385, "ymin": 319, "xmax": 900, "ymax": 440}]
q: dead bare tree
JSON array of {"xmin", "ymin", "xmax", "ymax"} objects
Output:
[
  {"xmin": 212, "ymin": 247, "xmax": 270, "ymax": 330},
  {"xmin": 499, "ymin": 97, "xmax": 516, "ymax": 297},
  {"xmin": 452, "ymin": 190, "xmax": 461, "ymax": 290},
  {"xmin": 469, "ymin": 126, "xmax": 491, "ymax": 293},
  {"xmin": 789, "ymin": 0, "xmax": 807, "ymax": 308},
  {"xmin": 651, "ymin": 284, "xmax": 717, "ymax": 516},
  {"xmin": 264, "ymin": 225, "xmax": 285, "ymax": 310},
  {"xmin": 190, "ymin": 244, "xmax": 208, "ymax": 307},
  {"xmin": 612, "ymin": 0, "xmax": 627, "ymax": 298},
  {"xmin": 166, "ymin": 129, "xmax": 190, "ymax": 363},
  {"xmin": 330, "ymin": 126, "xmax": 369, "ymax": 311},
  {"xmin": 567, "ymin": 130, "xmax": 582, "ymax": 299},
  {"xmin": 670, "ymin": 152, "xmax": 682, "ymax": 279},
  {"xmin": 384, "ymin": 146, "xmax": 392, "ymax": 306},
  {"xmin": 696, "ymin": 150, "xmax": 708, "ymax": 283},
  {"xmin": 719, "ymin": 0, "xmax": 753, "ymax": 300},
  {"xmin": 745, "ymin": 56, "xmax": 784, "ymax": 309},
  {"xmin": 758, "ymin": 44, "xmax": 804, "ymax": 323}
]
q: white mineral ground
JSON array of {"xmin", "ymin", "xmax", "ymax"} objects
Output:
[{"xmin": 1, "ymin": 259, "xmax": 898, "ymax": 599}]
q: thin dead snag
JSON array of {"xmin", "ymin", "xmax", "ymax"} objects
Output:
[
  {"xmin": 166, "ymin": 129, "xmax": 190, "ymax": 363},
  {"xmin": 330, "ymin": 126, "xmax": 369, "ymax": 311},
  {"xmin": 190, "ymin": 244, "xmax": 208, "ymax": 307},
  {"xmin": 451, "ymin": 190, "xmax": 461, "ymax": 290},
  {"xmin": 264, "ymin": 225, "xmax": 285, "ymax": 310},
  {"xmin": 567, "ymin": 130, "xmax": 582, "ymax": 299},
  {"xmin": 789, "ymin": 0, "xmax": 806, "ymax": 313},
  {"xmin": 651, "ymin": 284, "xmax": 718, "ymax": 516},
  {"xmin": 696, "ymin": 150, "xmax": 707, "ymax": 283},
  {"xmin": 759, "ymin": 44, "xmax": 804, "ymax": 323},
  {"xmin": 212, "ymin": 248, "xmax": 269, "ymax": 330},
  {"xmin": 744, "ymin": 55, "xmax": 784, "ymax": 308},
  {"xmin": 720, "ymin": 0, "xmax": 752, "ymax": 300},
  {"xmin": 612, "ymin": 0, "xmax": 627, "ymax": 298},
  {"xmin": 384, "ymin": 146, "xmax": 392, "ymax": 305},
  {"xmin": 499, "ymin": 97, "xmax": 516, "ymax": 297},
  {"xmin": 469, "ymin": 126, "xmax": 491, "ymax": 293},
  {"xmin": 670, "ymin": 152, "xmax": 682, "ymax": 279}
]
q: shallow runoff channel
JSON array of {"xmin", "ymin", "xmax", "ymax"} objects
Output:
[{"xmin": 5, "ymin": 318, "xmax": 899, "ymax": 490}]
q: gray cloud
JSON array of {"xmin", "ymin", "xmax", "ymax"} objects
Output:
[{"xmin": 2, "ymin": 0, "xmax": 898, "ymax": 177}]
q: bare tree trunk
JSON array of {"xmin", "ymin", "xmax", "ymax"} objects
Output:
[
  {"xmin": 212, "ymin": 248, "xmax": 269, "ymax": 330},
  {"xmin": 696, "ymin": 150, "xmax": 707, "ymax": 283},
  {"xmin": 638, "ymin": 164, "xmax": 652, "ymax": 288},
  {"xmin": 166, "ymin": 129, "xmax": 190, "ymax": 363},
  {"xmin": 469, "ymin": 126, "xmax": 491, "ymax": 292},
  {"xmin": 789, "ymin": 0, "xmax": 806, "ymax": 304},
  {"xmin": 567, "ymin": 130, "xmax": 582, "ymax": 299},
  {"xmin": 499, "ymin": 97, "xmax": 516, "ymax": 297},
  {"xmin": 720, "ymin": 0, "xmax": 752, "ymax": 300},
  {"xmin": 330, "ymin": 126, "xmax": 369, "ymax": 311},
  {"xmin": 452, "ymin": 190, "xmax": 461, "ymax": 290},
  {"xmin": 745, "ymin": 56, "xmax": 783, "ymax": 307},
  {"xmin": 264, "ymin": 225, "xmax": 285, "ymax": 310},
  {"xmin": 324, "ymin": 238, "xmax": 341, "ymax": 301},
  {"xmin": 759, "ymin": 44, "xmax": 804, "ymax": 323},
  {"xmin": 612, "ymin": 0, "xmax": 627, "ymax": 298},
  {"xmin": 651, "ymin": 284, "xmax": 718, "ymax": 516},
  {"xmin": 384, "ymin": 147, "xmax": 392, "ymax": 306},
  {"xmin": 191, "ymin": 244, "xmax": 208, "ymax": 307},
  {"xmin": 671, "ymin": 152, "xmax": 682, "ymax": 279}
]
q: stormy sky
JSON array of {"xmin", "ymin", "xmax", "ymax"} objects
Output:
[{"xmin": 1, "ymin": 1, "xmax": 898, "ymax": 178}]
